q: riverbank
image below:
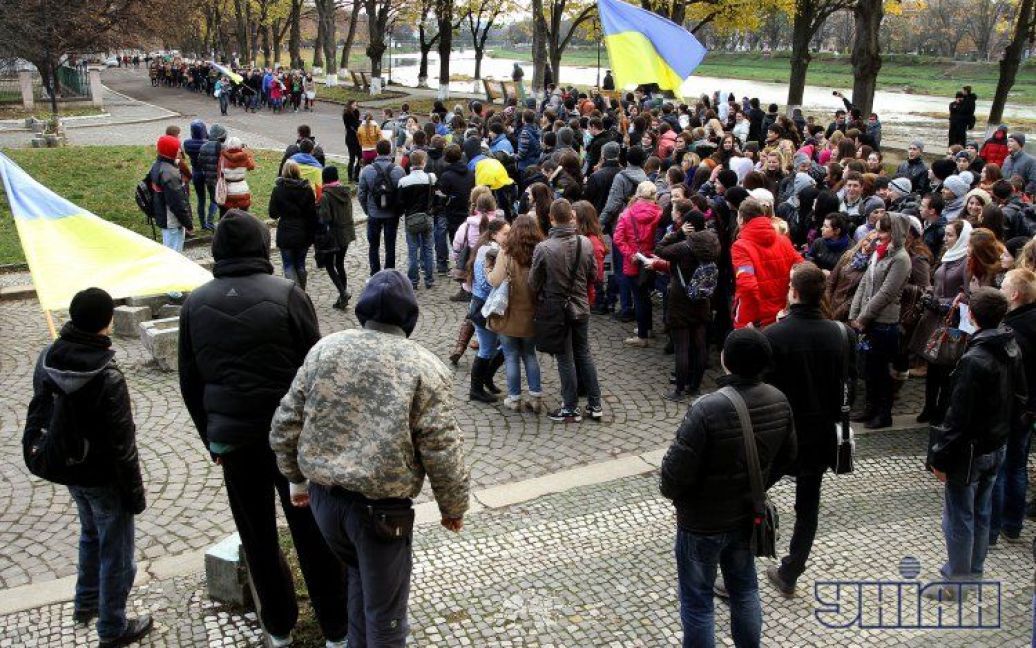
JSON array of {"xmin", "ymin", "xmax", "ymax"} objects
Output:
[{"xmin": 487, "ymin": 49, "xmax": 1036, "ymax": 106}]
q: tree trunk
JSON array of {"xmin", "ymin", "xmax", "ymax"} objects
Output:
[
  {"xmin": 289, "ymin": 0, "xmax": 303, "ymax": 68},
  {"xmin": 313, "ymin": 18, "xmax": 325, "ymax": 68},
  {"xmin": 786, "ymin": 2, "xmax": 813, "ymax": 107},
  {"xmin": 341, "ymin": 0, "xmax": 361, "ymax": 69},
  {"xmin": 531, "ymin": 0, "xmax": 546, "ymax": 94},
  {"xmin": 322, "ymin": 2, "xmax": 337, "ymax": 72},
  {"xmin": 988, "ymin": 0, "xmax": 1035, "ymax": 127},
  {"xmin": 262, "ymin": 24, "xmax": 272, "ymax": 66},
  {"xmin": 474, "ymin": 45, "xmax": 483, "ymax": 80},
  {"xmin": 233, "ymin": 0, "xmax": 250, "ymax": 60},
  {"xmin": 850, "ymin": 0, "xmax": 883, "ymax": 116},
  {"xmin": 419, "ymin": 43, "xmax": 433, "ymax": 84}
]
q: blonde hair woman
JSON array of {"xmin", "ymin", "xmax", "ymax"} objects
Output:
[{"xmin": 615, "ymin": 180, "xmax": 663, "ymax": 346}]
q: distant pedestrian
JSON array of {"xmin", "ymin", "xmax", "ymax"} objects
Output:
[
  {"xmin": 269, "ymin": 161, "xmax": 319, "ymax": 289},
  {"xmin": 358, "ymin": 139, "xmax": 405, "ymax": 275},
  {"xmin": 315, "ymin": 165, "xmax": 355, "ymax": 310},
  {"xmin": 25, "ymin": 288, "xmax": 153, "ymax": 647},
  {"xmin": 270, "ymin": 269, "xmax": 470, "ymax": 648}
]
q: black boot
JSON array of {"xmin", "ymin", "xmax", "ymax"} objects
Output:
[
  {"xmin": 484, "ymin": 353, "xmax": 505, "ymax": 394},
  {"xmin": 850, "ymin": 399, "xmax": 874, "ymax": 423},
  {"xmin": 469, "ymin": 357, "xmax": 497, "ymax": 403},
  {"xmin": 865, "ymin": 398, "xmax": 893, "ymax": 429}
]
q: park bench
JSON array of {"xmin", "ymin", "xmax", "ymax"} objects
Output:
[
  {"xmin": 349, "ymin": 70, "xmax": 367, "ymax": 91},
  {"xmin": 482, "ymin": 78, "xmax": 504, "ymax": 104},
  {"xmin": 501, "ymin": 80, "xmax": 523, "ymax": 102},
  {"xmin": 359, "ymin": 72, "xmax": 372, "ymax": 90}
]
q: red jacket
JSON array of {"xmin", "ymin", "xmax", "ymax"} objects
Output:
[
  {"xmin": 731, "ymin": 217, "xmax": 803, "ymax": 328},
  {"xmin": 980, "ymin": 132, "xmax": 1009, "ymax": 168},
  {"xmin": 613, "ymin": 200, "xmax": 661, "ymax": 277},
  {"xmin": 587, "ymin": 234, "xmax": 606, "ymax": 304}
]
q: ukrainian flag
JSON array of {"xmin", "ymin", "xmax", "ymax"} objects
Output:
[
  {"xmin": 210, "ymin": 61, "xmax": 244, "ymax": 86},
  {"xmin": 0, "ymin": 152, "xmax": 212, "ymax": 311},
  {"xmin": 597, "ymin": 0, "xmax": 707, "ymax": 98}
]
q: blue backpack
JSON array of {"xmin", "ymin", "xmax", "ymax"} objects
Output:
[{"xmin": 679, "ymin": 262, "xmax": 718, "ymax": 301}]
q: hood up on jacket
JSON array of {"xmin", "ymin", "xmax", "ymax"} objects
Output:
[
  {"xmin": 689, "ymin": 229, "xmax": 721, "ymax": 263},
  {"xmin": 208, "ymin": 123, "xmax": 227, "ymax": 142},
  {"xmin": 625, "ymin": 200, "xmax": 662, "ymax": 230},
  {"xmin": 211, "ymin": 209, "xmax": 273, "ymax": 277},
  {"xmin": 190, "ymin": 119, "xmax": 207, "ymax": 141},
  {"xmin": 43, "ymin": 323, "xmax": 115, "ymax": 395},
  {"xmin": 355, "ymin": 269, "xmax": 419, "ymax": 337},
  {"xmin": 322, "ymin": 183, "xmax": 351, "ymax": 205},
  {"xmin": 886, "ymin": 211, "xmax": 910, "ymax": 251}
]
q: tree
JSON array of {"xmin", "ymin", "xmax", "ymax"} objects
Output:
[
  {"xmin": 531, "ymin": 0, "xmax": 548, "ymax": 93},
  {"xmin": 786, "ymin": 0, "xmax": 850, "ymax": 107},
  {"xmin": 542, "ymin": 0, "xmax": 596, "ymax": 86},
  {"xmin": 988, "ymin": 0, "xmax": 1035, "ymax": 127},
  {"xmin": 340, "ymin": 0, "xmax": 363, "ymax": 69},
  {"xmin": 465, "ymin": 0, "xmax": 508, "ymax": 80},
  {"xmin": 416, "ymin": 0, "xmax": 440, "ymax": 85},
  {"xmin": 435, "ymin": 0, "xmax": 456, "ymax": 97},
  {"xmin": 850, "ymin": 0, "xmax": 883, "ymax": 116},
  {"xmin": 313, "ymin": 0, "xmax": 338, "ymax": 70},
  {"xmin": 289, "ymin": 0, "xmax": 304, "ymax": 68},
  {"xmin": 364, "ymin": 0, "xmax": 411, "ymax": 85}
]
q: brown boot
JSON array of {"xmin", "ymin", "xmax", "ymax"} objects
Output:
[{"xmin": 450, "ymin": 318, "xmax": 475, "ymax": 366}]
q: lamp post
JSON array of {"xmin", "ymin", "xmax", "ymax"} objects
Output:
[{"xmin": 596, "ymin": 18, "xmax": 601, "ymax": 88}]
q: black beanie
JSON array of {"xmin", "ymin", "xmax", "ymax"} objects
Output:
[
  {"xmin": 724, "ymin": 186, "xmax": 750, "ymax": 208},
  {"xmin": 322, "ymin": 165, "xmax": 339, "ymax": 183},
  {"xmin": 354, "ymin": 270, "xmax": 420, "ymax": 337},
  {"xmin": 70, "ymin": 287, "xmax": 115, "ymax": 333},
  {"xmin": 717, "ymin": 169, "xmax": 739, "ymax": 190},
  {"xmin": 212, "ymin": 209, "xmax": 271, "ymax": 261},
  {"xmin": 626, "ymin": 145, "xmax": 647, "ymax": 167},
  {"xmin": 931, "ymin": 158, "xmax": 957, "ymax": 181},
  {"xmin": 722, "ymin": 327, "xmax": 772, "ymax": 378}
]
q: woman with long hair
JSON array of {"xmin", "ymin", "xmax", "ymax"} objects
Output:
[
  {"xmin": 527, "ymin": 182, "xmax": 555, "ymax": 236},
  {"xmin": 357, "ymin": 112, "xmax": 382, "ymax": 165},
  {"xmin": 468, "ymin": 218, "xmax": 511, "ymax": 403},
  {"xmin": 342, "ymin": 100, "xmax": 363, "ymax": 181},
  {"xmin": 826, "ymin": 231, "xmax": 878, "ymax": 322},
  {"xmin": 551, "ymin": 151, "xmax": 584, "ymax": 202},
  {"xmin": 269, "ymin": 160, "xmax": 318, "ymax": 289},
  {"xmin": 488, "ymin": 214, "xmax": 545, "ymax": 412},
  {"xmin": 573, "ymin": 201, "xmax": 607, "ymax": 308},
  {"xmin": 978, "ymin": 204, "xmax": 1006, "ymax": 241},
  {"xmin": 448, "ymin": 190, "xmax": 499, "ymax": 363},
  {"xmin": 967, "ymin": 227, "xmax": 1006, "ymax": 290}
]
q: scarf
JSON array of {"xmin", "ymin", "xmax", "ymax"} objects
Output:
[
  {"xmin": 874, "ymin": 240, "xmax": 890, "ymax": 262},
  {"xmin": 941, "ymin": 220, "xmax": 973, "ymax": 263}
]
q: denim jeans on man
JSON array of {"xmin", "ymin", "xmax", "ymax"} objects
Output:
[
  {"xmin": 556, "ymin": 319, "xmax": 602, "ymax": 411},
  {"xmin": 499, "ymin": 334, "xmax": 542, "ymax": 398},
  {"xmin": 280, "ymin": 248, "xmax": 309, "ymax": 286},
  {"xmin": 406, "ymin": 229, "xmax": 435, "ymax": 288},
  {"xmin": 309, "ymin": 484, "xmax": 411, "ymax": 648},
  {"xmin": 69, "ymin": 485, "xmax": 136, "ymax": 641},
  {"xmin": 675, "ymin": 528, "xmax": 761, "ymax": 648},
  {"xmin": 941, "ymin": 446, "xmax": 1006, "ymax": 581},
  {"xmin": 367, "ymin": 217, "xmax": 399, "ymax": 275},
  {"xmin": 162, "ymin": 226, "xmax": 185, "ymax": 252},
  {"xmin": 191, "ymin": 174, "xmax": 213, "ymax": 227},
  {"xmin": 990, "ymin": 422, "xmax": 1031, "ymax": 542},
  {"xmin": 218, "ymin": 92, "xmax": 229, "ymax": 115}
]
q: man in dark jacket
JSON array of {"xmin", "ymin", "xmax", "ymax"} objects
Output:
[
  {"xmin": 178, "ymin": 211, "xmax": 349, "ymax": 647},
  {"xmin": 747, "ymin": 98, "xmax": 765, "ymax": 145},
  {"xmin": 435, "ymin": 144, "xmax": 475, "ymax": 274},
  {"xmin": 358, "ymin": 139, "xmax": 406, "ymax": 276},
  {"xmin": 183, "ymin": 119, "xmax": 216, "ymax": 230},
  {"xmin": 26, "ymin": 288, "xmax": 152, "ymax": 646},
  {"xmin": 660, "ymin": 327, "xmax": 796, "ymax": 647},
  {"xmin": 990, "ymin": 269, "xmax": 1036, "ymax": 544},
  {"xmin": 583, "ymin": 117, "xmax": 616, "ymax": 175},
  {"xmin": 149, "ymin": 135, "xmax": 193, "ymax": 252},
  {"xmin": 763, "ymin": 263, "xmax": 856, "ymax": 596},
  {"xmin": 197, "ymin": 123, "xmax": 227, "ymax": 216},
  {"xmin": 585, "ymin": 141, "xmax": 623, "ymax": 218},
  {"xmin": 515, "ymin": 109, "xmax": 542, "ymax": 174},
  {"xmin": 529, "ymin": 199, "xmax": 602, "ymax": 423},
  {"xmin": 927, "ymin": 287, "xmax": 1027, "ymax": 600},
  {"xmin": 279, "ymin": 124, "xmax": 326, "ymax": 175},
  {"xmin": 896, "ymin": 141, "xmax": 931, "ymax": 197}
]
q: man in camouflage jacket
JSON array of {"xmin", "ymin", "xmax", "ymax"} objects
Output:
[{"xmin": 270, "ymin": 269, "xmax": 469, "ymax": 648}]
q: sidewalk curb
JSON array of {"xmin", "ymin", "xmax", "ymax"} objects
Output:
[{"xmin": 0, "ymin": 423, "xmax": 925, "ymax": 616}]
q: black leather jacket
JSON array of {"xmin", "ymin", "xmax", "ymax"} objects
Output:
[{"xmin": 660, "ymin": 375, "xmax": 797, "ymax": 533}]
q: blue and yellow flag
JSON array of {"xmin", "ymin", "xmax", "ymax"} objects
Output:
[
  {"xmin": 597, "ymin": 0, "xmax": 707, "ymax": 98},
  {"xmin": 0, "ymin": 152, "xmax": 212, "ymax": 311},
  {"xmin": 210, "ymin": 61, "xmax": 244, "ymax": 85}
]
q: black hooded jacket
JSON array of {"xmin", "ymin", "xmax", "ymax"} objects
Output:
[
  {"xmin": 928, "ymin": 328, "xmax": 1028, "ymax": 479},
  {"xmin": 178, "ymin": 211, "xmax": 321, "ymax": 451},
  {"xmin": 26, "ymin": 324, "xmax": 145, "ymax": 513}
]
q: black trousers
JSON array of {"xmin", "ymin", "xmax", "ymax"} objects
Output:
[
  {"xmin": 923, "ymin": 362, "xmax": 954, "ymax": 424},
  {"xmin": 347, "ymin": 138, "xmax": 362, "ymax": 181},
  {"xmin": 221, "ymin": 442, "xmax": 349, "ymax": 640},
  {"xmin": 325, "ymin": 247, "xmax": 349, "ymax": 296},
  {"xmin": 777, "ymin": 470, "xmax": 825, "ymax": 584},
  {"xmin": 671, "ymin": 324, "xmax": 707, "ymax": 393}
]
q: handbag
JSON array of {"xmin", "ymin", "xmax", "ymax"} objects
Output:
[
  {"xmin": 832, "ymin": 322, "xmax": 855, "ymax": 475},
  {"xmin": 922, "ymin": 309, "xmax": 969, "ymax": 366},
  {"xmin": 404, "ymin": 182, "xmax": 434, "ymax": 235},
  {"xmin": 214, "ymin": 154, "xmax": 228, "ymax": 205},
  {"xmin": 482, "ymin": 260, "xmax": 510, "ymax": 319},
  {"xmin": 718, "ymin": 385, "xmax": 779, "ymax": 558},
  {"xmin": 534, "ymin": 236, "xmax": 584, "ymax": 355}
]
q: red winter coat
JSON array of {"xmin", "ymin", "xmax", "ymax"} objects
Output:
[
  {"xmin": 613, "ymin": 200, "xmax": 661, "ymax": 277},
  {"xmin": 980, "ymin": 131, "xmax": 1009, "ymax": 168},
  {"xmin": 586, "ymin": 233, "xmax": 606, "ymax": 304},
  {"xmin": 731, "ymin": 217, "xmax": 803, "ymax": 329}
]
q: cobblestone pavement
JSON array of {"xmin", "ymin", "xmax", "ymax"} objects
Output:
[
  {"xmin": 0, "ymin": 217, "xmax": 929, "ymax": 590},
  {"xmin": 3, "ymin": 428, "xmax": 1033, "ymax": 647}
]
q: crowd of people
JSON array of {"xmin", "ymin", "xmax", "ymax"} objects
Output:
[
  {"xmin": 150, "ymin": 60, "xmax": 318, "ymax": 116},
  {"xmin": 25, "ymin": 77, "xmax": 1036, "ymax": 648}
]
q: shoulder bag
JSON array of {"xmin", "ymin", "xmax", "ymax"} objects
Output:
[
  {"xmin": 533, "ymin": 236, "xmax": 584, "ymax": 355},
  {"xmin": 922, "ymin": 308, "xmax": 969, "ymax": 366},
  {"xmin": 832, "ymin": 322, "xmax": 855, "ymax": 475},
  {"xmin": 718, "ymin": 385, "xmax": 779, "ymax": 558},
  {"xmin": 404, "ymin": 181, "xmax": 434, "ymax": 235}
]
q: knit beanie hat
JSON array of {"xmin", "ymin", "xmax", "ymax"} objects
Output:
[
  {"xmin": 931, "ymin": 159, "xmax": 957, "ymax": 181},
  {"xmin": 355, "ymin": 270, "xmax": 420, "ymax": 337},
  {"xmin": 860, "ymin": 196, "xmax": 886, "ymax": 220},
  {"xmin": 910, "ymin": 139, "xmax": 924, "ymax": 151},
  {"xmin": 717, "ymin": 169, "xmax": 739, "ymax": 190},
  {"xmin": 156, "ymin": 135, "xmax": 180, "ymax": 160},
  {"xmin": 1009, "ymin": 133, "xmax": 1026, "ymax": 147},
  {"xmin": 943, "ymin": 175, "xmax": 969, "ymax": 198},
  {"xmin": 69, "ymin": 287, "xmax": 115, "ymax": 333},
  {"xmin": 888, "ymin": 177, "xmax": 912, "ymax": 195},
  {"xmin": 722, "ymin": 328, "xmax": 772, "ymax": 378},
  {"xmin": 724, "ymin": 186, "xmax": 750, "ymax": 208}
]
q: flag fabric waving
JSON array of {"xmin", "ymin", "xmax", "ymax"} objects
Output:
[
  {"xmin": 0, "ymin": 152, "xmax": 212, "ymax": 311},
  {"xmin": 210, "ymin": 61, "xmax": 244, "ymax": 85},
  {"xmin": 597, "ymin": 0, "xmax": 707, "ymax": 98}
]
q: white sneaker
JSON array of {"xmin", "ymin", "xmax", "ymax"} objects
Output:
[
  {"xmin": 503, "ymin": 395, "xmax": 522, "ymax": 411},
  {"xmin": 266, "ymin": 633, "xmax": 292, "ymax": 648},
  {"xmin": 326, "ymin": 640, "xmax": 348, "ymax": 648}
]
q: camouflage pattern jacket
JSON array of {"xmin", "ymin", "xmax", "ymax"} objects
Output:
[{"xmin": 270, "ymin": 323, "xmax": 470, "ymax": 518}]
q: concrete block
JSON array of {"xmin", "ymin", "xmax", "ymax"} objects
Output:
[
  {"xmin": 204, "ymin": 533, "xmax": 252, "ymax": 607},
  {"xmin": 157, "ymin": 304, "xmax": 182, "ymax": 319},
  {"xmin": 0, "ymin": 284, "xmax": 36, "ymax": 301},
  {"xmin": 112, "ymin": 305, "xmax": 152, "ymax": 337},
  {"xmin": 138, "ymin": 317, "xmax": 179, "ymax": 372},
  {"xmin": 125, "ymin": 294, "xmax": 169, "ymax": 318},
  {"xmin": 197, "ymin": 258, "xmax": 215, "ymax": 271}
]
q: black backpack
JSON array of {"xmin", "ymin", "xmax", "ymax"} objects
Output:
[
  {"xmin": 371, "ymin": 163, "xmax": 397, "ymax": 210},
  {"xmin": 23, "ymin": 382, "xmax": 91, "ymax": 485},
  {"xmin": 135, "ymin": 173, "xmax": 154, "ymax": 220}
]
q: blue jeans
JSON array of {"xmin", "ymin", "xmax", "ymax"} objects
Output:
[
  {"xmin": 218, "ymin": 92, "xmax": 229, "ymax": 114},
  {"xmin": 405, "ymin": 230, "xmax": 435, "ymax": 287},
  {"xmin": 991, "ymin": 424, "xmax": 1032, "ymax": 541},
  {"xmin": 367, "ymin": 218, "xmax": 399, "ymax": 275},
  {"xmin": 941, "ymin": 447, "xmax": 1006, "ymax": 581},
  {"xmin": 281, "ymin": 247, "xmax": 309, "ymax": 286},
  {"xmin": 608, "ymin": 244, "xmax": 633, "ymax": 314},
  {"xmin": 499, "ymin": 334, "xmax": 542, "ymax": 397},
  {"xmin": 556, "ymin": 319, "xmax": 601, "ymax": 411},
  {"xmin": 192, "ymin": 175, "xmax": 216, "ymax": 226},
  {"xmin": 162, "ymin": 226, "xmax": 185, "ymax": 252},
  {"xmin": 675, "ymin": 528, "xmax": 761, "ymax": 648},
  {"xmin": 68, "ymin": 485, "xmax": 136, "ymax": 641},
  {"xmin": 474, "ymin": 321, "xmax": 499, "ymax": 360}
]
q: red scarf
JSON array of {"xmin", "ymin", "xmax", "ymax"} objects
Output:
[{"xmin": 874, "ymin": 240, "xmax": 890, "ymax": 261}]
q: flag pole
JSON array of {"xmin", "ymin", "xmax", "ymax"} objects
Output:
[{"xmin": 44, "ymin": 310, "xmax": 57, "ymax": 340}]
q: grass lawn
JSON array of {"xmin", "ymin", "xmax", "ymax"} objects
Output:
[
  {"xmin": 0, "ymin": 145, "xmax": 324, "ymax": 266},
  {"xmin": 0, "ymin": 103, "xmax": 105, "ymax": 121},
  {"xmin": 487, "ymin": 49, "xmax": 1036, "ymax": 105},
  {"xmin": 278, "ymin": 528, "xmax": 324, "ymax": 647}
]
